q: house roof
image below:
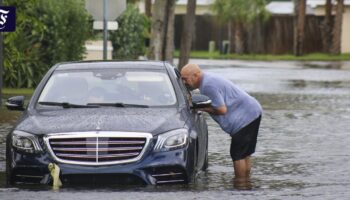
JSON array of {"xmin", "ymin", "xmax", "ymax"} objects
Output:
[
  {"xmin": 307, "ymin": 0, "xmax": 350, "ymax": 8},
  {"xmin": 174, "ymin": 0, "xmax": 350, "ymax": 15},
  {"xmin": 176, "ymin": 0, "xmax": 214, "ymax": 6},
  {"xmin": 266, "ymin": 2, "xmax": 314, "ymax": 15},
  {"xmin": 176, "ymin": 0, "xmax": 350, "ymax": 8},
  {"xmin": 176, "ymin": 0, "xmax": 350, "ymax": 6}
]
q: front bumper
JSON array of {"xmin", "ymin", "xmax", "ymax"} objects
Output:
[{"xmin": 8, "ymin": 145, "xmax": 195, "ymax": 185}]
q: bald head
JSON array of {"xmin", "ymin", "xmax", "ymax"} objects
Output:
[
  {"xmin": 181, "ymin": 63, "xmax": 201, "ymax": 76},
  {"xmin": 180, "ymin": 63, "xmax": 203, "ymax": 90}
]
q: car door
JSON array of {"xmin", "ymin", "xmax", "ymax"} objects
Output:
[
  {"xmin": 174, "ymin": 68, "xmax": 207, "ymax": 169},
  {"xmin": 191, "ymin": 95, "xmax": 208, "ymax": 169}
]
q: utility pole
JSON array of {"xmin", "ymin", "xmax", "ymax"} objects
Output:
[
  {"xmin": 0, "ymin": 32, "xmax": 3, "ymax": 106},
  {"xmin": 86, "ymin": 0, "xmax": 125, "ymax": 60},
  {"xmin": 0, "ymin": 0, "xmax": 3, "ymax": 106},
  {"xmin": 103, "ymin": 0, "xmax": 108, "ymax": 60}
]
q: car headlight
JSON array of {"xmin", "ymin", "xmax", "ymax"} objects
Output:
[
  {"xmin": 154, "ymin": 129, "xmax": 188, "ymax": 152},
  {"xmin": 12, "ymin": 130, "xmax": 42, "ymax": 153}
]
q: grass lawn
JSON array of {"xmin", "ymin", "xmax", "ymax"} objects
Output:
[
  {"xmin": 174, "ymin": 50, "xmax": 350, "ymax": 61},
  {"xmin": 2, "ymin": 88, "xmax": 34, "ymax": 96}
]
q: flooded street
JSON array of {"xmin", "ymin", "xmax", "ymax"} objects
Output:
[{"xmin": 1, "ymin": 60, "xmax": 350, "ymax": 199}]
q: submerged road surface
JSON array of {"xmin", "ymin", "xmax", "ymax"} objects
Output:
[{"xmin": 1, "ymin": 60, "xmax": 350, "ymax": 199}]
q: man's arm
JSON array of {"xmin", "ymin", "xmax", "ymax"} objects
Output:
[
  {"xmin": 199, "ymin": 105, "xmax": 227, "ymax": 115},
  {"xmin": 200, "ymin": 85, "xmax": 226, "ymax": 115}
]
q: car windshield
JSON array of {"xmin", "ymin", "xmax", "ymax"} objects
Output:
[{"xmin": 38, "ymin": 69, "xmax": 177, "ymax": 107}]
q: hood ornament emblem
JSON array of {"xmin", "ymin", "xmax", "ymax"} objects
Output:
[{"xmin": 96, "ymin": 118, "xmax": 102, "ymax": 132}]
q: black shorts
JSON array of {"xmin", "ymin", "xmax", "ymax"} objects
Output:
[{"xmin": 230, "ymin": 115, "xmax": 261, "ymax": 161}]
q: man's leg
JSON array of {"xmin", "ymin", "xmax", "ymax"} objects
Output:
[
  {"xmin": 245, "ymin": 156, "xmax": 251, "ymax": 177},
  {"xmin": 231, "ymin": 116, "xmax": 261, "ymax": 178},
  {"xmin": 233, "ymin": 158, "xmax": 247, "ymax": 178},
  {"xmin": 233, "ymin": 156, "xmax": 252, "ymax": 178},
  {"xmin": 233, "ymin": 157, "xmax": 253, "ymax": 189}
]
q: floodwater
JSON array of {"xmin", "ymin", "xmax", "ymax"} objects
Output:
[{"xmin": 1, "ymin": 60, "xmax": 350, "ymax": 199}]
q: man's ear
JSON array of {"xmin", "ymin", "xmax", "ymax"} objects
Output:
[{"xmin": 193, "ymin": 72, "xmax": 199, "ymax": 79}]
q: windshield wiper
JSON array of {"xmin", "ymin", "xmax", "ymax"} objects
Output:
[
  {"xmin": 87, "ymin": 102, "xmax": 149, "ymax": 108},
  {"xmin": 38, "ymin": 101, "xmax": 99, "ymax": 108}
]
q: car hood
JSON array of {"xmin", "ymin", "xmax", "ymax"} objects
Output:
[{"xmin": 16, "ymin": 107, "xmax": 187, "ymax": 136}]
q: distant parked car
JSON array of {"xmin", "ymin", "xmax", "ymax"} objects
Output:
[{"xmin": 6, "ymin": 61, "xmax": 211, "ymax": 185}]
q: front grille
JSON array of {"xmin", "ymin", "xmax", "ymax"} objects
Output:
[{"xmin": 44, "ymin": 132, "xmax": 152, "ymax": 166}]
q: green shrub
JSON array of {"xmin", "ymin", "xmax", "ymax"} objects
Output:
[
  {"xmin": 3, "ymin": 0, "xmax": 45, "ymax": 88},
  {"xmin": 110, "ymin": 5, "xmax": 149, "ymax": 60},
  {"xmin": 3, "ymin": 0, "xmax": 92, "ymax": 88}
]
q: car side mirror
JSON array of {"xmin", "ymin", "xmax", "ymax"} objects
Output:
[
  {"xmin": 191, "ymin": 94, "xmax": 211, "ymax": 109},
  {"xmin": 6, "ymin": 96, "xmax": 25, "ymax": 111}
]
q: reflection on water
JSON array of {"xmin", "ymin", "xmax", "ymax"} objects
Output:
[
  {"xmin": 0, "ymin": 172, "xmax": 6, "ymax": 188},
  {"xmin": 0, "ymin": 107, "xmax": 22, "ymax": 172},
  {"xmin": 302, "ymin": 62, "xmax": 344, "ymax": 70},
  {"xmin": 288, "ymin": 79, "xmax": 350, "ymax": 90},
  {"xmin": 1, "ymin": 63, "xmax": 350, "ymax": 199}
]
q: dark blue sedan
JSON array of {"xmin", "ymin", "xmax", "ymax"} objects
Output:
[{"xmin": 5, "ymin": 61, "xmax": 211, "ymax": 186}]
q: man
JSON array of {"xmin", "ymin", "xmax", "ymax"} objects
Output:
[{"xmin": 180, "ymin": 63, "xmax": 262, "ymax": 179}]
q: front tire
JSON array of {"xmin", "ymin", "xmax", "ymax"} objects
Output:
[
  {"xmin": 201, "ymin": 139, "xmax": 208, "ymax": 171},
  {"xmin": 5, "ymin": 140, "xmax": 13, "ymax": 186}
]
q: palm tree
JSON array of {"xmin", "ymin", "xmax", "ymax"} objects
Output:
[
  {"xmin": 331, "ymin": 0, "xmax": 344, "ymax": 55},
  {"xmin": 212, "ymin": 0, "xmax": 269, "ymax": 54},
  {"xmin": 0, "ymin": 30, "xmax": 3, "ymax": 106},
  {"xmin": 145, "ymin": 0, "xmax": 152, "ymax": 17},
  {"xmin": 148, "ymin": 0, "xmax": 176, "ymax": 62},
  {"xmin": 293, "ymin": 0, "xmax": 306, "ymax": 56},
  {"xmin": 322, "ymin": 0, "xmax": 333, "ymax": 53},
  {"xmin": 0, "ymin": 0, "xmax": 4, "ymax": 104},
  {"xmin": 178, "ymin": 0, "xmax": 197, "ymax": 70}
]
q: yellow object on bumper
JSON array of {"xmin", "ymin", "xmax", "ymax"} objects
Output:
[{"xmin": 48, "ymin": 163, "xmax": 62, "ymax": 189}]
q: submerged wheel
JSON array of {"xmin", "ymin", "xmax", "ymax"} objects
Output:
[
  {"xmin": 202, "ymin": 152, "xmax": 208, "ymax": 170},
  {"xmin": 201, "ymin": 141, "xmax": 209, "ymax": 171}
]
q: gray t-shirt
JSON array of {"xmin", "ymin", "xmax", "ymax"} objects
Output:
[{"xmin": 199, "ymin": 72, "xmax": 262, "ymax": 135}]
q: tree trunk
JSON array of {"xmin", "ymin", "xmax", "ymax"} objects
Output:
[
  {"xmin": 228, "ymin": 21, "xmax": 234, "ymax": 54},
  {"xmin": 0, "ymin": 0, "xmax": 3, "ymax": 105},
  {"xmin": 149, "ymin": 0, "xmax": 167, "ymax": 60},
  {"xmin": 0, "ymin": 32, "xmax": 2, "ymax": 106},
  {"xmin": 331, "ymin": 0, "xmax": 344, "ymax": 55},
  {"xmin": 148, "ymin": 0, "xmax": 175, "ymax": 62},
  {"xmin": 164, "ymin": 0, "xmax": 175, "ymax": 63},
  {"xmin": 293, "ymin": 0, "xmax": 306, "ymax": 56},
  {"xmin": 253, "ymin": 19, "xmax": 264, "ymax": 54},
  {"xmin": 234, "ymin": 22, "xmax": 244, "ymax": 54},
  {"xmin": 178, "ymin": 0, "xmax": 197, "ymax": 70},
  {"xmin": 322, "ymin": 0, "xmax": 333, "ymax": 53},
  {"xmin": 145, "ymin": 0, "xmax": 152, "ymax": 17}
]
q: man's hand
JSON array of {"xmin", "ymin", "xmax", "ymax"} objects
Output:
[{"xmin": 198, "ymin": 105, "xmax": 227, "ymax": 115}]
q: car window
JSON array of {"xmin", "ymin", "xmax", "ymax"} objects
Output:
[
  {"xmin": 175, "ymin": 69, "xmax": 192, "ymax": 105},
  {"xmin": 38, "ymin": 69, "xmax": 177, "ymax": 106}
]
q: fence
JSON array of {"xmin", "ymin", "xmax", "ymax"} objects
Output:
[{"xmin": 174, "ymin": 15, "xmax": 328, "ymax": 54}]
